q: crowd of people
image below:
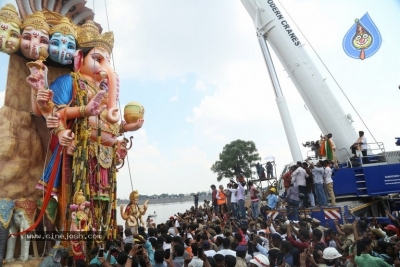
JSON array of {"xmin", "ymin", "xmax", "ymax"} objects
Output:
[{"xmin": 80, "ymin": 178, "xmax": 400, "ymax": 267}]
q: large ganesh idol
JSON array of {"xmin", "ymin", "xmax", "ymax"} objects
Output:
[
  {"xmin": 0, "ymin": 4, "xmax": 22, "ymax": 54},
  {"xmin": 26, "ymin": 20, "xmax": 144, "ymax": 236}
]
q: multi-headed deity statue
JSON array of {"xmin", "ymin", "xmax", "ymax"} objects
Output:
[{"xmin": 0, "ymin": 1, "xmax": 145, "ymax": 265}]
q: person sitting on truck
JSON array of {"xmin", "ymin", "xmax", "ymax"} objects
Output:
[{"xmin": 351, "ymin": 131, "xmax": 368, "ymax": 158}]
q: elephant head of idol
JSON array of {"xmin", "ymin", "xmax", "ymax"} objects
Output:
[
  {"xmin": 0, "ymin": 4, "xmax": 22, "ymax": 54},
  {"xmin": 20, "ymin": 11, "xmax": 50, "ymax": 60},
  {"xmin": 74, "ymin": 21, "xmax": 119, "ymax": 123},
  {"xmin": 48, "ymin": 17, "xmax": 77, "ymax": 65}
]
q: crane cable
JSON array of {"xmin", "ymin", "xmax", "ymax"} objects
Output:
[
  {"xmin": 276, "ymin": 0, "xmax": 382, "ymax": 152},
  {"xmin": 103, "ymin": 0, "xmax": 134, "ymax": 192}
]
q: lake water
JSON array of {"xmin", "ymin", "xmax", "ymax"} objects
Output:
[{"xmin": 116, "ymin": 201, "xmax": 196, "ymax": 227}]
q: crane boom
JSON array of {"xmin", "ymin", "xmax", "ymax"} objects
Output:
[{"xmin": 241, "ymin": 0, "xmax": 358, "ymax": 163}]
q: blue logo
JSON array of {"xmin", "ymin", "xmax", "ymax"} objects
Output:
[{"xmin": 343, "ymin": 13, "xmax": 382, "ymax": 60}]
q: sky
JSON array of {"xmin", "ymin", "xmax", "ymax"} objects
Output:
[{"xmin": 0, "ymin": 0, "xmax": 399, "ymax": 197}]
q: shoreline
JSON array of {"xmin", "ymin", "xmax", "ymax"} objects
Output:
[{"xmin": 117, "ymin": 195, "xmax": 210, "ymax": 205}]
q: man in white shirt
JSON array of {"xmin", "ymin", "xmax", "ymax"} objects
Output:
[
  {"xmin": 227, "ymin": 184, "xmax": 238, "ymax": 219},
  {"xmin": 232, "ymin": 177, "xmax": 246, "ymax": 219},
  {"xmin": 291, "ymin": 163, "xmax": 309, "ymax": 208},
  {"xmin": 310, "ymin": 161, "xmax": 328, "ymax": 207},
  {"xmin": 323, "ymin": 160, "xmax": 335, "ymax": 206},
  {"xmin": 351, "ymin": 130, "xmax": 368, "ymax": 158},
  {"xmin": 216, "ymin": 238, "xmax": 236, "ymax": 257},
  {"xmin": 203, "ymin": 241, "xmax": 216, "ymax": 257}
]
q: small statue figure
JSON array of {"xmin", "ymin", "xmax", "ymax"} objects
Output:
[
  {"xmin": 69, "ymin": 190, "xmax": 90, "ymax": 262},
  {"xmin": 120, "ymin": 191, "xmax": 148, "ymax": 234},
  {"xmin": 115, "ymin": 137, "xmax": 133, "ymax": 169}
]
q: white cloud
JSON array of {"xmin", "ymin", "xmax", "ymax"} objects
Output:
[
  {"xmin": 193, "ymin": 80, "xmax": 208, "ymax": 92},
  {"xmin": 169, "ymin": 96, "xmax": 178, "ymax": 102}
]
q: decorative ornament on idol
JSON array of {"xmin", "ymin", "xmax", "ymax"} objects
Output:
[
  {"xmin": 49, "ymin": 16, "xmax": 77, "ymax": 65},
  {"xmin": 124, "ymin": 102, "xmax": 145, "ymax": 123},
  {"xmin": 0, "ymin": 4, "xmax": 22, "ymax": 54}
]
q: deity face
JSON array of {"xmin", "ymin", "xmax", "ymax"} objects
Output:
[
  {"xmin": 80, "ymin": 47, "xmax": 111, "ymax": 84},
  {"xmin": 131, "ymin": 199, "xmax": 138, "ymax": 205},
  {"xmin": 49, "ymin": 32, "xmax": 76, "ymax": 65},
  {"xmin": 20, "ymin": 26, "xmax": 49, "ymax": 59},
  {"xmin": 78, "ymin": 202, "xmax": 86, "ymax": 211},
  {"xmin": 0, "ymin": 20, "xmax": 20, "ymax": 54}
]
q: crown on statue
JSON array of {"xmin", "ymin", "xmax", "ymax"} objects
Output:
[
  {"xmin": 73, "ymin": 190, "xmax": 87, "ymax": 205},
  {"xmin": 77, "ymin": 20, "xmax": 113, "ymax": 54},
  {"xmin": 129, "ymin": 190, "xmax": 139, "ymax": 201},
  {"xmin": 22, "ymin": 11, "xmax": 50, "ymax": 33},
  {"xmin": 42, "ymin": 10, "xmax": 63, "ymax": 26},
  {"xmin": 50, "ymin": 17, "xmax": 77, "ymax": 39},
  {"xmin": 0, "ymin": 4, "xmax": 22, "ymax": 27}
]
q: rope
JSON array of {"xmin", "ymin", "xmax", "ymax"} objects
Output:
[
  {"xmin": 39, "ymin": 129, "xmax": 52, "ymax": 257},
  {"xmin": 276, "ymin": 0, "xmax": 382, "ymax": 150},
  {"xmin": 103, "ymin": 0, "xmax": 134, "ymax": 191}
]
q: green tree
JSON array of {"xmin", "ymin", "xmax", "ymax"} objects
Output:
[{"xmin": 211, "ymin": 139, "xmax": 261, "ymax": 181}]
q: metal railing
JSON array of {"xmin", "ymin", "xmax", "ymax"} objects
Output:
[{"xmin": 347, "ymin": 141, "xmax": 388, "ymax": 167}]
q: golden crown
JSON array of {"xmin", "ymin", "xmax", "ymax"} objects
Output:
[
  {"xmin": 22, "ymin": 11, "xmax": 50, "ymax": 33},
  {"xmin": 129, "ymin": 190, "xmax": 139, "ymax": 201},
  {"xmin": 77, "ymin": 20, "xmax": 113, "ymax": 54},
  {"xmin": 50, "ymin": 17, "xmax": 77, "ymax": 39},
  {"xmin": 0, "ymin": 4, "xmax": 22, "ymax": 27},
  {"xmin": 73, "ymin": 190, "xmax": 87, "ymax": 205},
  {"xmin": 42, "ymin": 10, "xmax": 63, "ymax": 26}
]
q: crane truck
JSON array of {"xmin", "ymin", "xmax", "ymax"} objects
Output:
[{"xmin": 241, "ymin": 0, "xmax": 400, "ymax": 226}]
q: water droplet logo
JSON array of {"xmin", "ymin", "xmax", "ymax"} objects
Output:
[{"xmin": 343, "ymin": 13, "xmax": 382, "ymax": 60}]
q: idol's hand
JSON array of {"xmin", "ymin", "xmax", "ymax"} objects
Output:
[
  {"xmin": 58, "ymin": 129, "xmax": 75, "ymax": 147},
  {"xmin": 46, "ymin": 113, "xmax": 60, "ymax": 129},
  {"xmin": 66, "ymin": 142, "xmax": 76, "ymax": 156},
  {"xmin": 123, "ymin": 119, "xmax": 144, "ymax": 132},
  {"xmin": 26, "ymin": 63, "xmax": 48, "ymax": 91},
  {"xmin": 36, "ymin": 88, "xmax": 53, "ymax": 107},
  {"xmin": 85, "ymin": 91, "xmax": 107, "ymax": 117}
]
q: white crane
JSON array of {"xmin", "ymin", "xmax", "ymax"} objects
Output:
[{"xmin": 241, "ymin": 0, "xmax": 358, "ymax": 163}]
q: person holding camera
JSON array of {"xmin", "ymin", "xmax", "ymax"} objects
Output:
[{"xmin": 90, "ymin": 241, "xmax": 118, "ymax": 266}]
